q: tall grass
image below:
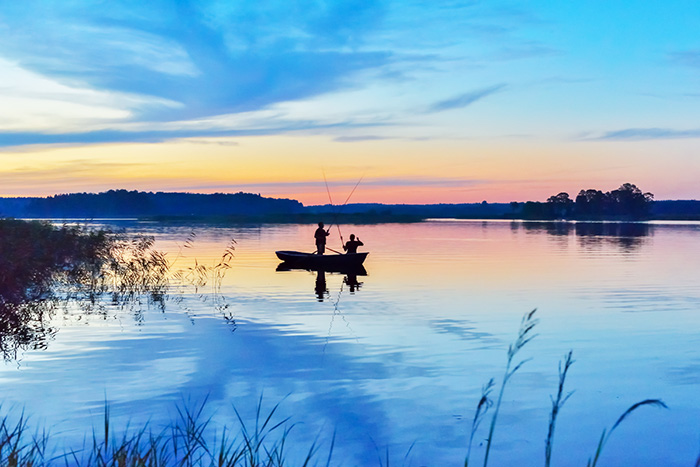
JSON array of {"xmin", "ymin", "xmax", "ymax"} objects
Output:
[
  {"xmin": 586, "ymin": 399, "xmax": 668, "ymax": 467},
  {"xmin": 482, "ymin": 309, "xmax": 538, "ymax": 467},
  {"xmin": 545, "ymin": 351, "xmax": 574, "ymax": 467},
  {"xmin": 0, "ymin": 397, "xmax": 334, "ymax": 467},
  {"xmin": 466, "ymin": 310, "xmax": 669, "ymax": 467}
]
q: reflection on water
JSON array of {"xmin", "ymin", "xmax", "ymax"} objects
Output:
[
  {"xmin": 315, "ymin": 270, "xmax": 327, "ymax": 301},
  {"xmin": 0, "ymin": 220, "xmax": 699, "ymax": 466},
  {"xmin": 276, "ymin": 262, "xmax": 367, "ymax": 302},
  {"xmin": 519, "ymin": 221, "xmax": 652, "ymax": 251},
  {"xmin": 0, "ymin": 300, "xmax": 57, "ymax": 360},
  {"xmin": 343, "ymin": 271, "xmax": 363, "ymax": 293}
]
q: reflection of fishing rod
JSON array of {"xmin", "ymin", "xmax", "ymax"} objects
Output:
[{"xmin": 323, "ymin": 273, "xmax": 359, "ymax": 355}]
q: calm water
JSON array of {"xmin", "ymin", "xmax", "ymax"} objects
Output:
[{"xmin": 1, "ymin": 220, "xmax": 699, "ymax": 466}]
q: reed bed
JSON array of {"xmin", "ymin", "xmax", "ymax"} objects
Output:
[
  {"xmin": 0, "ymin": 397, "xmax": 333, "ymax": 467},
  {"xmin": 0, "ymin": 220, "xmax": 237, "ymax": 360}
]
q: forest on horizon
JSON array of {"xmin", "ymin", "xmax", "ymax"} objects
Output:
[{"xmin": 0, "ymin": 184, "xmax": 699, "ymax": 221}]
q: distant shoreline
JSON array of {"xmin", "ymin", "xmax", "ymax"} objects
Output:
[
  {"xmin": 12, "ymin": 213, "xmax": 700, "ymax": 225},
  {"xmin": 2, "ymin": 189, "xmax": 700, "ymax": 222}
]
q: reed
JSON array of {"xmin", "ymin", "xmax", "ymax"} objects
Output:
[
  {"xmin": 0, "ymin": 396, "xmax": 336, "ymax": 467},
  {"xmin": 544, "ymin": 351, "xmax": 574, "ymax": 467},
  {"xmin": 482, "ymin": 309, "xmax": 538, "ymax": 467},
  {"xmin": 465, "ymin": 311, "xmax": 668, "ymax": 467},
  {"xmin": 586, "ymin": 399, "xmax": 668, "ymax": 467},
  {"xmin": 464, "ymin": 379, "xmax": 493, "ymax": 467}
]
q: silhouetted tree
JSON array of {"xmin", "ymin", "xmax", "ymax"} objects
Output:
[
  {"xmin": 606, "ymin": 183, "xmax": 654, "ymax": 218},
  {"xmin": 521, "ymin": 201, "xmax": 555, "ymax": 219},
  {"xmin": 509, "ymin": 201, "xmax": 520, "ymax": 218},
  {"xmin": 574, "ymin": 189, "xmax": 606, "ymax": 217},
  {"xmin": 24, "ymin": 190, "xmax": 304, "ymax": 217},
  {"xmin": 546, "ymin": 192, "xmax": 574, "ymax": 218}
]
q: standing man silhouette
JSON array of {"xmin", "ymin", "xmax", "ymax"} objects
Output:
[{"xmin": 314, "ymin": 222, "xmax": 330, "ymax": 254}]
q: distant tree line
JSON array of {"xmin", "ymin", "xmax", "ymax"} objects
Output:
[
  {"xmin": 513, "ymin": 183, "xmax": 654, "ymax": 220},
  {"xmin": 0, "ymin": 189, "xmax": 304, "ymax": 218},
  {"xmin": 4, "ymin": 184, "xmax": 700, "ymax": 221}
]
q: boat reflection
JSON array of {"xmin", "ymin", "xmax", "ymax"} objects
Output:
[
  {"xmin": 276, "ymin": 263, "xmax": 367, "ymax": 302},
  {"xmin": 343, "ymin": 272, "xmax": 362, "ymax": 293}
]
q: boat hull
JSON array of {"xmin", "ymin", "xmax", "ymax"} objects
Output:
[{"xmin": 275, "ymin": 250, "xmax": 368, "ymax": 272}]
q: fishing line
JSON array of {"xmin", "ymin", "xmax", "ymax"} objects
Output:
[
  {"xmin": 340, "ymin": 173, "xmax": 365, "ymax": 207},
  {"xmin": 325, "ymin": 172, "xmax": 366, "ymax": 244},
  {"xmin": 322, "ymin": 168, "xmax": 344, "ymax": 243}
]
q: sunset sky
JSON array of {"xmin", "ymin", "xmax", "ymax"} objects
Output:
[{"xmin": 1, "ymin": 1, "xmax": 699, "ymax": 204}]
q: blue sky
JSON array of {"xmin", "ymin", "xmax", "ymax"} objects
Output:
[{"xmin": 0, "ymin": 1, "xmax": 699, "ymax": 202}]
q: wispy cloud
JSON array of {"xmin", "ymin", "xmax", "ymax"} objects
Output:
[
  {"xmin": 425, "ymin": 84, "xmax": 507, "ymax": 113},
  {"xmin": 181, "ymin": 176, "xmax": 490, "ymax": 192},
  {"xmin": 333, "ymin": 135, "xmax": 392, "ymax": 142},
  {"xmin": 492, "ymin": 43, "xmax": 560, "ymax": 61},
  {"xmin": 0, "ymin": 116, "xmax": 386, "ymax": 148},
  {"xmin": 0, "ymin": 159, "xmax": 139, "ymax": 192},
  {"xmin": 0, "ymin": 0, "xmax": 394, "ymax": 124},
  {"xmin": 591, "ymin": 127, "xmax": 700, "ymax": 141},
  {"xmin": 669, "ymin": 50, "xmax": 700, "ymax": 69}
]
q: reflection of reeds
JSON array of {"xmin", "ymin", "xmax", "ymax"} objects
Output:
[{"xmin": 0, "ymin": 220, "xmax": 239, "ymax": 359}]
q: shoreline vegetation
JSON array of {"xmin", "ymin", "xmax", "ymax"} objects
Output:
[
  {"xmin": 0, "ymin": 310, "xmax": 677, "ymax": 466},
  {"xmin": 0, "ymin": 219, "xmax": 240, "ymax": 361},
  {"xmin": 2, "ymin": 184, "xmax": 700, "ymax": 222},
  {"xmin": 0, "ymin": 219, "xmax": 173, "ymax": 360}
]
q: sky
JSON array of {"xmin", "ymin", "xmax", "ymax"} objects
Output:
[{"xmin": 0, "ymin": 0, "xmax": 699, "ymax": 204}]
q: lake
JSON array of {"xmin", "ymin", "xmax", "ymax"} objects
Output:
[{"xmin": 1, "ymin": 220, "xmax": 699, "ymax": 466}]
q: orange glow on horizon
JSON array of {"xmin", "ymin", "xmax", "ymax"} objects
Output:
[{"xmin": 0, "ymin": 135, "xmax": 696, "ymax": 203}]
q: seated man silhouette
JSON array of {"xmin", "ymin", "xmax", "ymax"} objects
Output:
[{"xmin": 343, "ymin": 234, "xmax": 364, "ymax": 254}]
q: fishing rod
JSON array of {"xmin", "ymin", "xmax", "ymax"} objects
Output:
[
  {"xmin": 340, "ymin": 174, "xmax": 364, "ymax": 207},
  {"xmin": 322, "ymin": 169, "xmax": 344, "ymax": 243},
  {"xmin": 324, "ymin": 172, "xmax": 365, "ymax": 237}
]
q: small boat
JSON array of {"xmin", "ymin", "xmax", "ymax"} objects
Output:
[{"xmin": 275, "ymin": 251, "xmax": 368, "ymax": 270}]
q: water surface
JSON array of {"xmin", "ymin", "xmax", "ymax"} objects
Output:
[{"xmin": 1, "ymin": 220, "xmax": 699, "ymax": 466}]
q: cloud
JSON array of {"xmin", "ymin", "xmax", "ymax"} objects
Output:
[
  {"xmin": 0, "ymin": 1, "xmax": 562, "ymax": 149},
  {"xmin": 591, "ymin": 128, "xmax": 700, "ymax": 141},
  {"xmin": 333, "ymin": 135, "xmax": 392, "ymax": 142},
  {"xmin": 179, "ymin": 176, "xmax": 489, "ymax": 192},
  {"xmin": 669, "ymin": 50, "xmax": 700, "ymax": 69},
  {"xmin": 0, "ymin": 115, "xmax": 386, "ymax": 147},
  {"xmin": 0, "ymin": 0, "xmax": 393, "ymax": 123},
  {"xmin": 492, "ymin": 43, "xmax": 560, "ymax": 61},
  {"xmin": 0, "ymin": 159, "xmax": 138, "ymax": 191},
  {"xmin": 425, "ymin": 83, "xmax": 506, "ymax": 113}
]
